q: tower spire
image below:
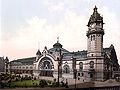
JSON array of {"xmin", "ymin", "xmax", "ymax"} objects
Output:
[
  {"xmin": 57, "ymin": 37, "xmax": 59, "ymax": 43},
  {"xmin": 87, "ymin": 5, "xmax": 103, "ymax": 27},
  {"xmin": 93, "ymin": 5, "xmax": 98, "ymax": 12},
  {"xmin": 38, "ymin": 41, "xmax": 40, "ymax": 49},
  {"xmin": 86, "ymin": 6, "xmax": 105, "ymax": 81}
]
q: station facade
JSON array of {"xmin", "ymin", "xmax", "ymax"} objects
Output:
[{"xmin": 10, "ymin": 6, "xmax": 119, "ymax": 82}]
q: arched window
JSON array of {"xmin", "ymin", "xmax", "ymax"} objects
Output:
[
  {"xmin": 39, "ymin": 57, "xmax": 54, "ymax": 70},
  {"xmin": 91, "ymin": 35, "xmax": 93, "ymax": 41},
  {"xmin": 79, "ymin": 62, "xmax": 83, "ymax": 71},
  {"xmin": 89, "ymin": 61, "xmax": 94, "ymax": 68},
  {"xmin": 93, "ymin": 35, "xmax": 95, "ymax": 40},
  {"xmin": 63, "ymin": 65, "xmax": 70, "ymax": 73},
  {"xmin": 91, "ymin": 35, "xmax": 95, "ymax": 41}
]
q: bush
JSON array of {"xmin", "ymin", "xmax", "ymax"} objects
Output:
[
  {"xmin": 51, "ymin": 82, "xmax": 58, "ymax": 87},
  {"xmin": 34, "ymin": 77, "xmax": 36, "ymax": 80},
  {"xmin": 39, "ymin": 80, "xmax": 48, "ymax": 88}
]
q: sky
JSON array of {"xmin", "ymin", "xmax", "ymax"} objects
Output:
[{"xmin": 0, "ymin": 0, "xmax": 120, "ymax": 63}]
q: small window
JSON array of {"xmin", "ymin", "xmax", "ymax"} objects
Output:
[
  {"xmin": 97, "ymin": 34, "xmax": 100, "ymax": 37},
  {"xmin": 30, "ymin": 66, "xmax": 33, "ymax": 69},
  {"xmin": 63, "ymin": 65, "xmax": 70, "ymax": 73},
  {"xmin": 81, "ymin": 73, "xmax": 84, "ymax": 76},
  {"xmin": 90, "ymin": 61, "xmax": 94, "ymax": 68},
  {"xmin": 91, "ymin": 36, "xmax": 92, "ymax": 41},
  {"xmin": 90, "ymin": 74, "xmax": 93, "ymax": 78},
  {"xmin": 91, "ymin": 54, "xmax": 93, "ymax": 57},
  {"xmin": 93, "ymin": 35, "xmax": 95, "ymax": 40},
  {"xmin": 78, "ymin": 73, "xmax": 80, "ymax": 76},
  {"xmin": 88, "ymin": 36, "xmax": 90, "ymax": 39},
  {"xmin": 79, "ymin": 62, "xmax": 83, "ymax": 71},
  {"xmin": 50, "ymin": 52, "xmax": 53, "ymax": 54}
]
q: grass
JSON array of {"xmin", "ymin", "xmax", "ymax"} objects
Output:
[{"xmin": 9, "ymin": 80, "xmax": 40, "ymax": 87}]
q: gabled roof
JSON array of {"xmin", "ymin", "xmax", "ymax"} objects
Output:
[
  {"xmin": 62, "ymin": 50, "xmax": 87, "ymax": 60},
  {"xmin": 11, "ymin": 57, "xmax": 36, "ymax": 65},
  {"xmin": 10, "ymin": 46, "xmax": 118, "ymax": 66},
  {"xmin": 62, "ymin": 47, "xmax": 116, "ymax": 61}
]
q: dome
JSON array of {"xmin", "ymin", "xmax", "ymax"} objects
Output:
[
  {"xmin": 88, "ymin": 6, "xmax": 103, "ymax": 26},
  {"xmin": 53, "ymin": 42, "xmax": 62, "ymax": 48}
]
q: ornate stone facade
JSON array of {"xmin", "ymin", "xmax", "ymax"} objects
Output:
[{"xmin": 10, "ymin": 6, "xmax": 119, "ymax": 82}]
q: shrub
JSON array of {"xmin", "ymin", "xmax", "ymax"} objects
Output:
[{"xmin": 39, "ymin": 80, "xmax": 48, "ymax": 88}]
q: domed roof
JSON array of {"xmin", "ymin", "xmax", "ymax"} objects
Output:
[
  {"xmin": 53, "ymin": 42, "xmax": 62, "ymax": 48},
  {"xmin": 88, "ymin": 6, "xmax": 103, "ymax": 26},
  {"xmin": 36, "ymin": 49, "xmax": 41, "ymax": 55}
]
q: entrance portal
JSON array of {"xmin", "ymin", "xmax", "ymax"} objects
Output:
[{"xmin": 38, "ymin": 57, "xmax": 54, "ymax": 77}]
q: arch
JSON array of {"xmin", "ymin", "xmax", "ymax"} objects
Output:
[
  {"xmin": 38, "ymin": 57, "xmax": 54, "ymax": 70},
  {"xmin": 35, "ymin": 54, "xmax": 56, "ymax": 77},
  {"xmin": 36, "ymin": 54, "xmax": 56, "ymax": 70},
  {"xmin": 93, "ymin": 35, "xmax": 95, "ymax": 40},
  {"xmin": 63, "ymin": 64, "xmax": 70, "ymax": 73}
]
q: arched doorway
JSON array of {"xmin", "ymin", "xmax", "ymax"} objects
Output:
[{"xmin": 38, "ymin": 57, "xmax": 54, "ymax": 77}]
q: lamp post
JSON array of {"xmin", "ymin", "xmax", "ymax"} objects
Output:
[
  {"xmin": 57, "ymin": 48, "xmax": 62, "ymax": 86},
  {"xmin": 71, "ymin": 55, "xmax": 77, "ymax": 89},
  {"xmin": 57, "ymin": 57, "xmax": 60, "ymax": 86},
  {"xmin": 74, "ymin": 68, "xmax": 77, "ymax": 89}
]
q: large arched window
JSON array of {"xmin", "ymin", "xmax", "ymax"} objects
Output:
[
  {"xmin": 39, "ymin": 57, "xmax": 54, "ymax": 70},
  {"xmin": 79, "ymin": 62, "xmax": 83, "ymax": 71},
  {"xmin": 63, "ymin": 65, "xmax": 70, "ymax": 73}
]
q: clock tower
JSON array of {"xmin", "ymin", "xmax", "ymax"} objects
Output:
[{"xmin": 86, "ymin": 6, "xmax": 105, "ymax": 81}]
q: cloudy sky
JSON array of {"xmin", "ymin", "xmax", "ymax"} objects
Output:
[{"xmin": 0, "ymin": 0, "xmax": 120, "ymax": 63}]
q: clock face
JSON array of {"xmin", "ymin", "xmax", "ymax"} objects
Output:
[{"xmin": 91, "ymin": 23, "xmax": 95, "ymax": 28}]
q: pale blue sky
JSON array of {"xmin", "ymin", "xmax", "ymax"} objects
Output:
[
  {"xmin": 2, "ymin": 0, "xmax": 120, "ymax": 34},
  {"xmin": 1, "ymin": 0, "xmax": 120, "ymax": 63}
]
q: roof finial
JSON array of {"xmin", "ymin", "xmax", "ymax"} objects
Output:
[
  {"xmin": 38, "ymin": 41, "xmax": 40, "ymax": 50},
  {"xmin": 94, "ymin": 5, "xmax": 97, "ymax": 12},
  {"xmin": 44, "ymin": 46, "xmax": 47, "ymax": 50},
  {"xmin": 57, "ymin": 37, "xmax": 59, "ymax": 43}
]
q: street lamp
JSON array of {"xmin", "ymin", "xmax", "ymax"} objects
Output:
[
  {"xmin": 57, "ymin": 48, "xmax": 62, "ymax": 86},
  {"xmin": 57, "ymin": 57, "xmax": 60, "ymax": 86},
  {"xmin": 74, "ymin": 68, "xmax": 77, "ymax": 89},
  {"xmin": 71, "ymin": 55, "xmax": 77, "ymax": 89}
]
